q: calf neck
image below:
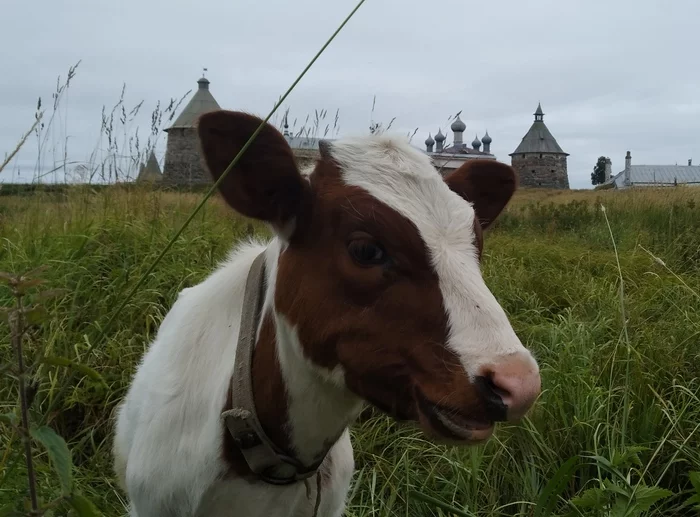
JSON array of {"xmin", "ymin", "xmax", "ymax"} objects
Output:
[{"xmin": 113, "ymin": 111, "xmax": 541, "ymax": 516}]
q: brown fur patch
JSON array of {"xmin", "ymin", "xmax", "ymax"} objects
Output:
[
  {"xmin": 444, "ymin": 159, "xmax": 517, "ymax": 230},
  {"xmin": 274, "ymin": 158, "xmax": 489, "ymax": 424},
  {"xmin": 197, "ymin": 110, "xmax": 310, "ymax": 227}
]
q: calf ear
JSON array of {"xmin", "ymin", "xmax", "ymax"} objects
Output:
[
  {"xmin": 444, "ymin": 160, "xmax": 517, "ymax": 230},
  {"xmin": 197, "ymin": 110, "xmax": 308, "ymax": 229}
]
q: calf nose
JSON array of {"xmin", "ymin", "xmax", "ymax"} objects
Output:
[{"xmin": 476, "ymin": 353, "xmax": 541, "ymax": 422}]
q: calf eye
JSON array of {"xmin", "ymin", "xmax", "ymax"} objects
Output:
[{"xmin": 347, "ymin": 239, "xmax": 387, "ymax": 267}]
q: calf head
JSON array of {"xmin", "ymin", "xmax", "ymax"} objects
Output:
[{"xmin": 198, "ymin": 110, "xmax": 540, "ymax": 445}]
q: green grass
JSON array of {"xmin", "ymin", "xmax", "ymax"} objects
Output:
[{"xmin": 1, "ymin": 185, "xmax": 699, "ymax": 516}]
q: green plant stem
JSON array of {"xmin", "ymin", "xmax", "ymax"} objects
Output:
[
  {"xmin": 601, "ymin": 205, "xmax": 631, "ymax": 449},
  {"xmin": 12, "ymin": 294, "xmax": 39, "ymax": 513}
]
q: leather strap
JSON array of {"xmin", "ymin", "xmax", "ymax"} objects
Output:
[{"xmin": 221, "ymin": 251, "xmax": 324, "ymax": 486}]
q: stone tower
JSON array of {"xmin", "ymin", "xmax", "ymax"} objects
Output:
[
  {"xmin": 509, "ymin": 103, "xmax": 569, "ymax": 189},
  {"xmin": 162, "ymin": 74, "xmax": 221, "ymax": 186}
]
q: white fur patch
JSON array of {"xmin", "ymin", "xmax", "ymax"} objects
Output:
[
  {"xmin": 327, "ymin": 135, "xmax": 537, "ymax": 377},
  {"xmin": 275, "ymin": 314, "xmax": 364, "ymax": 465}
]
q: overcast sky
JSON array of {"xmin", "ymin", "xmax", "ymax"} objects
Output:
[{"xmin": 2, "ymin": 0, "xmax": 698, "ymax": 189}]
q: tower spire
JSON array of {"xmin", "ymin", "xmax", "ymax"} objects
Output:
[
  {"xmin": 534, "ymin": 102, "xmax": 544, "ymax": 121},
  {"xmin": 283, "ymin": 112, "xmax": 290, "ymax": 137}
]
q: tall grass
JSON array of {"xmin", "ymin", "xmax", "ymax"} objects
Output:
[
  {"xmin": 0, "ymin": 60, "xmax": 192, "ymax": 186},
  {"xmin": 2, "ymin": 8, "xmax": 699, "ymax": 511},
  {"xmin": 1, "ymin": 185, "xmax": 699, "ymax": 515}
]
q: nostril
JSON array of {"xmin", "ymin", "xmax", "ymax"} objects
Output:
[
  {"xmin": 477, "ymin": 357, "xmax": 542, "ymax": 421},
  {"xmin": 485, "ymin": 375, "xmax": 511, "ymax": 401},
  {"xmin": 474, "ymin": 375, "xmax": 508, "ymax": 421}
]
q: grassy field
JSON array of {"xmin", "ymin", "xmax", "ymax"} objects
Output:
[{"xmin": 1, "ymin": 184, "xmax": 699, "ymax": 516}]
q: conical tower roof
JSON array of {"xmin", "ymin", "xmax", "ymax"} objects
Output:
[
  {"xmin": 165, "ymin": 75, "xmax": 221, "ymax": 131},
  {"xmin": 137, "ymin": 150, "xmax": 163, "ymax": 182},
  {"xmin": 510, "ymin": 103, "xmax": 568, "ymax": 156}
]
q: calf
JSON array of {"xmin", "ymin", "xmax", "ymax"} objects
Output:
[{"xmin": 113, "ymin": 110, "xmax": 541, "ymax": 517}]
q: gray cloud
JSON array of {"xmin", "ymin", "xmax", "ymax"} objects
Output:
[{"xmin": 2, "ymin": 0, "xmax": 698, "ymax": 188}]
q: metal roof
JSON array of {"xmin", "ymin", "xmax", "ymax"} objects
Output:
[
  {"xmin": 510, "ymin": 104, "xmax": 568, "ymax": 155},
  {"xmin": 286, "ymin": 136, "xmax": 426, "ymax": 157},
  {"xmin": 611, "ymin": 165, "xmax": 700, "ymax": 188},
  {"xmin": 285, "ymin": 136, "xmax": 328, "ymax": 150},
  {"xmin": 434, "ymin": 144, "xmax": 492, "ymax": 156},
  {"xmin": 165, "ymin": 77, "xmax": 221, "ymax": 131},
  {"xmin": 510, "ymin": 120, "xmax": 567, "ymax": 155}
]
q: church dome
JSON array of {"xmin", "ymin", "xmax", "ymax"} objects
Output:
[
  {"xmin": 482, "ymin": 131, "xmax": 492, "ymax": 145},
  {"xmin": 434, "ymin": 129, "xmax": 446, "ymax": 142},
  {"xmin": 472, "ymin": 135, "xmax": 481, "ymax": 149},
  {"xmin": 425, "ymin": 133, "xmax": 435, "ymax": 146},
  {"xmin": 450, "ymin": 116, "xmax": 466, "ymax": 132}
]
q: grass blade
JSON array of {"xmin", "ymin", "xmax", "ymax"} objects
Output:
[
  {"xmin": 408, "ymin": 490, "xmax": 475, "ymax": 517},
  {"xmin": 534, "ymin": 455, "xmax": 580, "ymax": 517}
]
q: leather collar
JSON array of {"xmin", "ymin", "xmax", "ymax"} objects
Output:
[{"xmin": 221, "ymin": 251, "xmax": 326, "ymax": 485}]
